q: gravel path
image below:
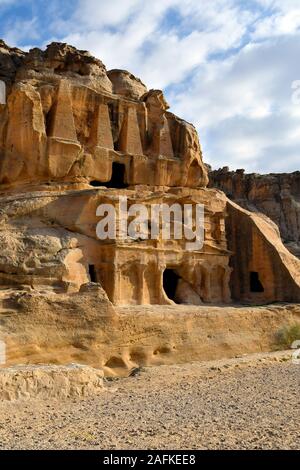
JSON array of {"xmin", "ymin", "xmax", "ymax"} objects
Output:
[{"xmin": 0, "ymin": 353, "xmax": 299, "ymax": 450}]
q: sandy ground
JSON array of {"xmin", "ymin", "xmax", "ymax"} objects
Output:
[{"xmin": 0, "ymin": 351, "xmax": 299, "ymax": 450}]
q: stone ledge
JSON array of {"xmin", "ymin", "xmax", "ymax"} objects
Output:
[{"xmin": 0, "ymin": 364, "xmax": 104, "ymax": 401}]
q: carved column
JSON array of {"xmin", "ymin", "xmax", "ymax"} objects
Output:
[
  {"xmin": 137, "ymin": 263, "xmax": 146, "ymax": 304},
  {"xmin": 222, "ymin": 267, "xmax": 232, "ymax": 303},
  {"xmin": 202, "ymin": 267, "xmax": 212, "ymax": 303},
  {"xmin": 111, "ymin": 261, "xmax": 121, "ymax": 305},
  {"xmin": 157, "ymin": 263, "xmax": 166, "ymax": 304},
  {"xmin": 194, "ymin": 264, "xmax": 203, "ymax": 299}
]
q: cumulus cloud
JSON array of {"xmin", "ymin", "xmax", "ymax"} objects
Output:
[
  {"xmin": 3, "ymin": 17, "xmax": 39, "ymax": 45},
  {"xmin": 169, "ymin": 36, "xmax": 300, "ymax": 171},
  {"xmin": 59, "ymin": 0, "xmax": 255, "ymax": 87}
]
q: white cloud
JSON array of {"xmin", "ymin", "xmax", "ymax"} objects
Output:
[
  {"xmin": 2, "ymin": 17, "xmax": 39, "ymax": 46},
  {"xmin": 73, "ymin": 0, "xmax": 141, "ymax": 28},
  {"xmin": 169, "ymin": 35, "xmax": 300, "ymax": 172},
  {"xmin": 58, "ymin": 0, "xmax": 255, "ymax": 89},
  {"xmin": 254, "ymin": 9, "xmax": 300, "ymax": 39}
]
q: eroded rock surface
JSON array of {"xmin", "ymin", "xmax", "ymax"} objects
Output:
[
  {"xmin": 1, "ymin": 288, "xmax": 299, "ymax": 376},
  {"xmin": 210, "ymin": 168, "xmax": 300, "ymax": 258},
  {"xmin": 0, "ymin": 40, "xmax": 299, "ymax": 372},
  {"xmin": 0, "ymin": 364, "xmax": 104, "ymax": 400},
  {"xmin": 0, "ymin": 41, "xmax": 208, "ymax": 188}
]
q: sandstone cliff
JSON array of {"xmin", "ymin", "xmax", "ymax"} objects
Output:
[
  {"xmin": 0, "ymin": 41, "xmax": 208, "ymax": 189},
  {"xmin": 210, "ymin": 168, "xmax": 300, "ymax": 258},
  {"xmin": 0, "ymin": 40, "xmax": 299, "ymax": 374}
]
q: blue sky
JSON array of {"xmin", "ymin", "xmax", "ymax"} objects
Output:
[{"xmin": 1, "ymin": 0, "xmax": 300, "ymax": 173}]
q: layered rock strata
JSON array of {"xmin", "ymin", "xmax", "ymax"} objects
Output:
[
  {"xmin": 0, "ymin": 41, "xmax": 299, "ymax": 372},
  {"xmin": 210, "ymin": 168, "xmax": 300, "ymax": 258}
]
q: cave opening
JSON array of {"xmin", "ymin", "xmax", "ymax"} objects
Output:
[
  {"xmin": 106, "ymin": 162, "xmax": 128, "ymax": 189},
  {"xmin": 163, "ymin": 268, "xmax": 181, "ymax": 303},
  {"xmin": 250, "ymin": 271, "xmax": 264, "ymax": 293},
  {"xmin": 89, "ymin": 163, "xmax": 128, "ymax": 189},
  {"xmin": 90, "ymin": 180, "xmax": 103, "ymax": 187},
  {"xmin": 88, "ymin": 264, "xmax": 97, "ymax": 283}
]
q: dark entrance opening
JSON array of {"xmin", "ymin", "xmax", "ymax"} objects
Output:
[
  {"xmin": 106, "ymin": 162, "xmax": 128, "ymax": 189},
  {"xmin": 250, "ymin": 271, "xmax": 264, "ymax": 293},
  {"xmin": 88, "ymin": 264, "xmax": 97, "ymax": 283},
  {"xmin": 163, "ymin": 269, "xmax": 181, "ymax": 302},
  {"xmin": 89, "ymin": 163, "xmax": 128, "ymax": 189},
  {"xmin": 90, "ymin": 180, "xmax": 104, "ymax": 187}
]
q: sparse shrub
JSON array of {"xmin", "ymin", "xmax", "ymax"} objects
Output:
[{"xmin": 275, "ymin": 323, "xmax": 300, "ymax": 349}]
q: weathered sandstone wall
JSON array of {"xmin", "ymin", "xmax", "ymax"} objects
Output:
[
  {"xmin": 0, "ymin": 41, "xmax": 208, "ymax": 189},
  {"xmin": 210, "ymin": 168, "xmax": 300, "ymax": 258},
  {"xmin": 226, "ymin": 199, "xmax": 300, "ymax": 303},
  {"xmin": 0, "ymin": 288, "xmax": 299, "ymax": 376},
  {"xmin": 0, "ymin": 40, "xmax": 299, "ymax": 374},
  {"xmin": 0, "ymin": 40, "xmax": 299, "ymax": 307}
]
